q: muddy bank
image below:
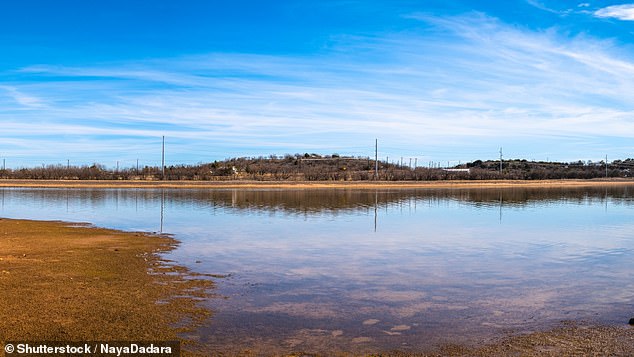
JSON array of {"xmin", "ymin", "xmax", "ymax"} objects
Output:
[{"xmin": 0, "ymin": 218, "xmax": 212, "ymax": 355}]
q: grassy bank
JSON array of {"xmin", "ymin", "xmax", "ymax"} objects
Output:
[{"xmin": 0, "ymin": 219, "xmax": 212, "ymax": 355}]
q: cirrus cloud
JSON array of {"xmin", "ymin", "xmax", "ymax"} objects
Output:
[{"xmin": 594, "ymin": 4, "xmax": 634, "ymax": 20}]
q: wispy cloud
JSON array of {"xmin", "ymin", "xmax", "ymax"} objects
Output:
[
  {"xmin": 3, "ymin": 12, "xmax": 634, "ymax": 165},
  {"xmin": 0, "ymin": 85, "xmax": 45, "ymax": 108},
  {"xmin": 594, "ymin": 4, "xmax": 634, "ymax": 20},
  {"xmin": 525, "ymin": 0, "xmax": 569, "ymax": 15}
]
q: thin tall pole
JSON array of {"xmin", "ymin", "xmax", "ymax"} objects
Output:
[
  {"xmin": 499, "ymin": 147, "xmax": 503, "ymax": 174},
  {"xmin": 374, "ymin": 139, "xmax": 378, "ymax": 180},
  {"xmin": 161, "ymin": 136, "xmax": 165, "ymax": 180}
]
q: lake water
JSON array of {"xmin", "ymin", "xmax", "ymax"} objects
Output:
[{"xmin": 1, "ymin": 186, "xmax": 634, "ymax": 355}]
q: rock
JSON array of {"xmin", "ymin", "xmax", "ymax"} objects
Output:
[{"xmin": 629, "ymin": 318, "xmax": 634, "ymax": 325}]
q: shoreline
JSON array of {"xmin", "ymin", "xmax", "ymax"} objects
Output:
[
  {"xmin": 1, "ymin": 178, "xmax": 634, "ymax": 189},
  {"xmin": 0, "ymin": 218, "xmax": 212, "ymax": 356}
]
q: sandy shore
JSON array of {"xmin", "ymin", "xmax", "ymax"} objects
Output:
[
  {"xmin": 1, "ymin": 178, "xmax": 634, "ymax": 189},
  {"xmin": 0, "ymin": 218, "xmax": 212, "ymax": 356}
]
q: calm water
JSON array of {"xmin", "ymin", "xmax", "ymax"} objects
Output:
[{"xmin": 1, "ymin": 186, "xmax": 634, "ymax": 354}]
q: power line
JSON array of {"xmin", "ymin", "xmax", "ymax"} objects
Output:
[{"xmin": 374, "ymin": 139, "xmax": 378, "ymax": 180}]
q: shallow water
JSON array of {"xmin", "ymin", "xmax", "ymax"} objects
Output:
[{"xmin": 1, "ymin": 186, "xmax": 634, "ymax": 354}]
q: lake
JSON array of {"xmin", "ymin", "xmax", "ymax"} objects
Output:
[{"xmin": 1, "ymin": 186, "xmax": 633, "ymax": 355}]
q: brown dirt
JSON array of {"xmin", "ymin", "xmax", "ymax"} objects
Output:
[
  {"xmin": 0, "ymin": 218, "xmax": 213, "ymax": 356},
  {"xmin": 1, "ymin": 178, "xmax": 634, "ymax": 189}
]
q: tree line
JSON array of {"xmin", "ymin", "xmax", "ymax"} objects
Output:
[{"xmin": 1, "ymin": 154, "xmax": 633, "ymax": 181}]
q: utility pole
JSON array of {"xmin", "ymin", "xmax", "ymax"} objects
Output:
[
  {"xmin": 374, "ymin": 139, "xmax": 378, "ymax": 180},
  {"xmin": 409, "ymin": 158, "xmax": 412, "ymax": 169},
  {"xmin": 161, "ymin": 135, "xmax": 165, "ymax": 180},
  {"xmin": 499, "ymin": 147, "xmax": 503, "ymax": 174}
]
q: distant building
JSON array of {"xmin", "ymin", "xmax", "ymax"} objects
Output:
[{"xmin": 442, "ymin": 168, "xmax": 470, "ymax": 173}]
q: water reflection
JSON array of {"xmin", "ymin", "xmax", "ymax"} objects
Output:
[
  {"xmin": 1, "ymin": 186, "xmax": 634, "ymax": 354},
  {"xmin": 160, "ymin": 189, "xmax": 164, "ymax": 234},
  {"xmin": 1, "ymin": 185, "xmax": 632, "ymax": 219}
]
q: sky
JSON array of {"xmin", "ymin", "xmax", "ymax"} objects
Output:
[{"xmin": 2, "ymin": 0, "xmax": 634, "ymax": 168}]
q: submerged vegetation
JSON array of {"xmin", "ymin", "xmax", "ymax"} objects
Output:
[{"xmin": 2, "ymin": 154, "xmax": 634, "ymax": 181}]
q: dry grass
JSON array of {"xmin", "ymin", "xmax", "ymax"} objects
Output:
[{"xmin": 0, "ymin": 218, "xmax": 212, "ymax": 356}]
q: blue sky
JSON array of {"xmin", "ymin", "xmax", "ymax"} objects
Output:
[{"xmin": 2, "ymin": 1, "xmax": 634, "ymax": 168}]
